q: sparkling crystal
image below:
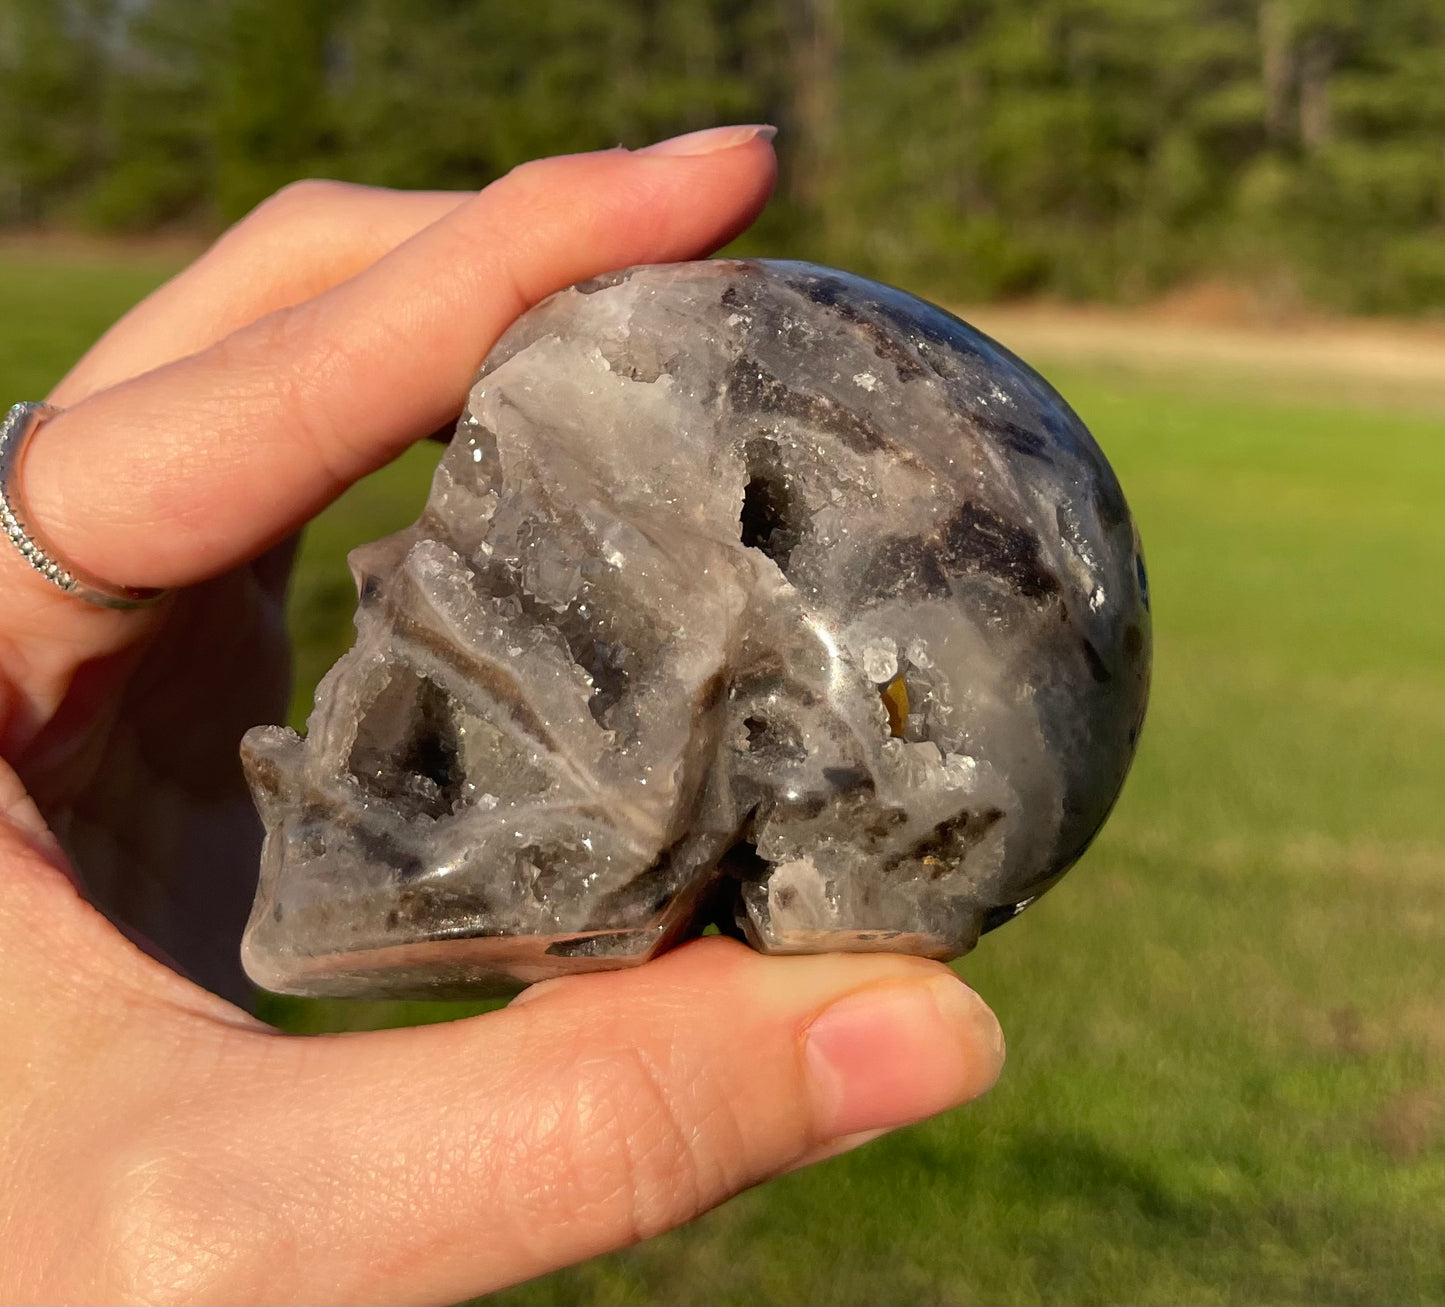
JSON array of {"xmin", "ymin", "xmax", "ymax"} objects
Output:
[{"xmin": 240, "ymin": 260, "xmax": 1150, "ymax": 998}]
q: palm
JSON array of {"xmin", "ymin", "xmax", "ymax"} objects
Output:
[{"xmin": 46, "ymin": 553, "xmax": 294, "ymax": 1001}]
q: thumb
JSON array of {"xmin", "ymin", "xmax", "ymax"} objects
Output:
[{"xmin": 141, "ymin": 939, "xmax": 1003, "ymax": 1305}]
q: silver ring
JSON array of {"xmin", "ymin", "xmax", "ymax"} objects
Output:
[{"xmin": 0, "ymin": 402, "xmax": 170, "ymax": 611}]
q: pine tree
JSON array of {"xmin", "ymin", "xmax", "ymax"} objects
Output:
[{"xmin": 0, "ymin": 0, "xmax": 1442, "ymax": 311}]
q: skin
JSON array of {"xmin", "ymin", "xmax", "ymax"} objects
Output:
[{"xmin": 0, "ymin": 126, "xmax": 1005, "ymax": 1305}]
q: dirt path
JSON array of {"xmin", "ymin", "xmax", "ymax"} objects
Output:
[{"xmin": 960, "ymin": 300, "xmax": 1445, "ymax": 414}]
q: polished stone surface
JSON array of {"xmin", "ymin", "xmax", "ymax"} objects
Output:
[{"xmin": 241, "ymin": 260, "xmax": 1150, "ymax": 997}]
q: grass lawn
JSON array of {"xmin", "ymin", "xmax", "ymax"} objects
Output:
[{"xmin": 3, "ymin": 251, "xmax": 1442, "ymax": 1304}]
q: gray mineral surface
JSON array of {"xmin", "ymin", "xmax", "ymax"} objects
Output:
[{"xmin": 241, "ymin": 259, "xmax": 1151, "ymax": 998}]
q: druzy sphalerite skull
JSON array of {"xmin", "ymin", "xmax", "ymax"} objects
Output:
[{"xmin": 241, "ymin": 260, "xmax": 1150, "ymax": 997}]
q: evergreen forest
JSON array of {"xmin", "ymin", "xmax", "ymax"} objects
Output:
[{"xmin": 3, "ymin": 0, "xmax": 1444, "ymax": 311}]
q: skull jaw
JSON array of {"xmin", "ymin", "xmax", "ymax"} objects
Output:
[
  {"xmin": 240, "ymin": 718, "xmax": 732, "ymax": 999},
  {"xmin": 242, "ymin": 845, "xmax": 991, "ymax": 1000},
  {"xmin": 240, "ymin": 808, "xmax": 710, "ymax": 999},
  {"xmin": 735, "ymin": 860, "xmax": 982, "ymax": 962},
  {"xmin": 243, "ymin": 920, "xmax": 674, "ymax": 1000},
  {"xmin": 741, "ymin": 926, "xmax": 958, "ymax": 961}
]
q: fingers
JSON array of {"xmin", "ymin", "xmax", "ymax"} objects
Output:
[
  {"xmin": 0, "ymin": 184, "xmax": 470, "ymax": 749},
  {"xmin": 50, "ymin": 184, "xmax": 474, "ymax": 406},
  {"xmin": 112, "ymin": 940, "xmax": 1001, "ymax": 1305},
  {"xmin": 18, "ymin": 129, "xmax": 777, "ymax": 595},
  {"xmin": 0, "ymin": 759, "xmax": 69, "ymax": 866}
]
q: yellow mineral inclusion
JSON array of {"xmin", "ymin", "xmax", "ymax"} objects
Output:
[{"xmin": 881, "ymin": 673, "xmax": 909, "ymax": 737}]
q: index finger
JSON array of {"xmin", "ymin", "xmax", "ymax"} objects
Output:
[{"xmin": 15, "ymin": 128, "xmax": 776, "ymax": 599}]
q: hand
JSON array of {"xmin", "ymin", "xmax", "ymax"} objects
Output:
[{"xmin": 0, "ymin": 126, "xmax": 1005, "ymax": 1304}]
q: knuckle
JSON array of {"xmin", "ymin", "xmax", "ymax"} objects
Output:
[
  {"xmin": 591, "ymin": 1046, "xmax": 704, "ymax": 1242},
  {"xmin": 210, "ymin": 178, "xmax": 361, "ymax": 263},
  {"xmin": 456, "ymin": 161, "xmax": 578, "ymax": 309},
  {"xmin": 207, "ymin": 299, "xmax": 341, "ymax": 442},
  {"xmin": 536, "ymin": 1033, "xmax": 751, "ymax": 1247},
  {"xmin": 496, "ymin": 154, "xmax": 561, "ymax": 196},
  {"xmin": 136, "ymin": 299, "xmax": 355, "ymax": 536},
  {"xmin": 488, "ymin": 155, "xmax": 589, "ymax": 242},
  {"xmin": 260, "ymin": 301, "xmax": 394, "ymax": 482},
  {"xmin": 250, "ymin": 177, "xmax": 354, "ymax": 227}
]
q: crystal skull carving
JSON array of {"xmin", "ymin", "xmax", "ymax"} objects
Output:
[{"xmin": 241, "ymin": 259, "xmax": 1150, "ymax": 998}]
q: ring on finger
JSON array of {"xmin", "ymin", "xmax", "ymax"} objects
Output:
[{"xmin": 0, "ymin": 402, "xmax": 170, "ymax": 611}]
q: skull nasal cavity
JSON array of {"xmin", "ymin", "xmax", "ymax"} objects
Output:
[
  {"xmin": 739, "ymin": 467, "xmax": 799, "ymax": 573},
  {"xmin": 349, "ymin": 667, "xmax": 465, "ymax": 821}
]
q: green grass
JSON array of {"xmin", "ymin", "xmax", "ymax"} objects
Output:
[{"xmin": 3, "ymin": 252, "xmax": 1442, "ymax": 1304}]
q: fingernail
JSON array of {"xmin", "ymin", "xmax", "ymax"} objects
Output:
[
  {"xmin": 805, "ymin": 975, "xmax": 1004, "ymax": 1142},
  {"xmin": 639, "ymin": 124, "xmax": 777, "ymax": 157}
]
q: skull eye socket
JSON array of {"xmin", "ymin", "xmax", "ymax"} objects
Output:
[
  {"xmin": 348, "ymin": 666, "xmax": 464, "ymax": 821},
  {"xmin": 739, "ymin": 441, "xmax": 800, "ymax": 573},
  {"xmin": 739, "ymin": 474, "xmax": 797, "ymax": 571}
]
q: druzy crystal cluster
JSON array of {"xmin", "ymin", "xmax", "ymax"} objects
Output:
[{"xmin": 241, "ymin": 260, "xmax": 1150, "ymax": 998}]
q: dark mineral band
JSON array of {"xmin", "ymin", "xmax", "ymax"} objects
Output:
[{"xmin": 0, "ymin": 401, "xmax": 169, "ymax": 610}]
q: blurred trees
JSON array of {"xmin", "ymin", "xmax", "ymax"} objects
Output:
[{"xmin": 1, "ymin": 0, "xmax": 1443, "ymax": 311}]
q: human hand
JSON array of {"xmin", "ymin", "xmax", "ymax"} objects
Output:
[{"xmin": 0, "ymin": 126, "xmax": 1005, "ymax": 1304}]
